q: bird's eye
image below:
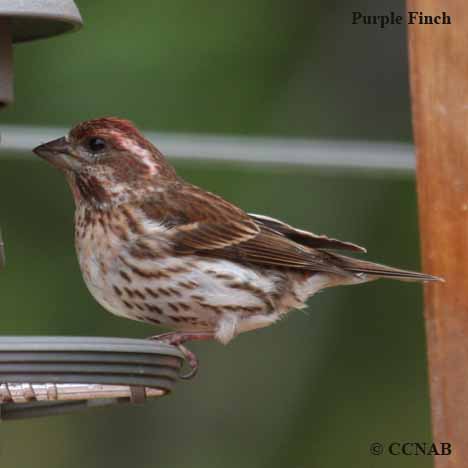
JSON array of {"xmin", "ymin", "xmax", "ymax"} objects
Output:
[{"xmin": 87, "ymin": 137, "xmax": 107, "ymax": 153}]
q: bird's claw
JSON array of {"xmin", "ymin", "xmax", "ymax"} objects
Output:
[
  {"xmin": 148, "ymin": 332, "xmax": 200, "ymax": 380},
  {"xmin": 174, "ymin": 343, "xmax": 199, "ymax": 380}
]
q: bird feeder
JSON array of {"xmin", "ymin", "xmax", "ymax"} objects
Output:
[
  {"xmin": 0, "ymin": 0, "xmax": 83, "ymax": 105},
  {"xmin": 0, "ymin": 1, "xmax": 187, "ymax": 420},
  {"xmin": 0, "ymin": 337, "xmax": 184, "ymax": 420}
]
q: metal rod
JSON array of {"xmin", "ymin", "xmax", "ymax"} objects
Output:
[
  {"xmin": 0, "ymin": 125, "xmax": 415, "ymax": 174},
  {"xmin": 408, "ymin": 1, "xmax": 466, "ymax": 465}
]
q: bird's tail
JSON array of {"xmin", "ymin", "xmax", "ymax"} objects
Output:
[{"xmin": 328, "ymin": 252, "xmax": 443, "ymax": 283}]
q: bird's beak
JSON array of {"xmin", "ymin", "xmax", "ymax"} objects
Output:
[{"xmin": 33, "ymin": 137, "xmax": 80, "ymax": 171}]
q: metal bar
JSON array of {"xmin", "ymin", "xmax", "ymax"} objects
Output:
[
  {"xmin": 0, "ymin": 125, "xmax": 415, "ymax": 174},
  {"xmin": 408, "ymin": 1, "xmax": 466, "ymax": 465}
]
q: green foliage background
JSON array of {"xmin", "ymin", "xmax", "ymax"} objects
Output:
[{"xmin": 0, "ymin": 1, "xmax": 431, "ymax": 467}]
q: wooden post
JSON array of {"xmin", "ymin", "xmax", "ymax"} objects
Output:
[{"xmin": 408, "ymin": 2, "xmax": 468, "ymax": 465}]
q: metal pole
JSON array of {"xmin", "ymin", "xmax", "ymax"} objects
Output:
[{"xmin": 408, "ymin": 1, "xmax": 466, "ymax": 464}]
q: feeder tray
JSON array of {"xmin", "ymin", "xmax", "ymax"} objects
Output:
[{"xmin": 0, "ymin": 336, "xmax": 184, "ymax": 420}]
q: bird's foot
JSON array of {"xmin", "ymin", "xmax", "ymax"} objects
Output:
[{"xmin": 148, "ymin": 331, "xmax": 214, "ymax": 379}]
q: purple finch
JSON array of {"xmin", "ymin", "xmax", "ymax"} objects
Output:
[{"xmin": 34, "ymin": 117, "xmax": 441, "ymax": 377}]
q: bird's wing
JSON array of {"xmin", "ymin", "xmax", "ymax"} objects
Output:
[
  {"xmin": 248, "ymin": 213, "xmax": 366, "ymax": 253},
  {"xmin": 138, "ymin": 184, "xmax": 350, "ymax": 276},
  {"xmin": 136, "ymin": 185, "xmax": 441, "ymax": 282},
  {"xmin": 139, "ymin": 183, "xmax": 261, "ymax": 251}
]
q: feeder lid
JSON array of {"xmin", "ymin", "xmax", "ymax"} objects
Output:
[{"xmin": 0, "ymin": 0, "xmax": 83, "ymax": 43}]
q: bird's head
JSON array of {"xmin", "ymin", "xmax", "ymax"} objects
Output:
[{"xmin": 34, "ymin": 117, "xmax": 177, "ymax": 208}]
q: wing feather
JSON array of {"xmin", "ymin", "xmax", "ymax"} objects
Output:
[{"xmin": 249, "ymin": 213, "xmax": 366, "ymax": 253}]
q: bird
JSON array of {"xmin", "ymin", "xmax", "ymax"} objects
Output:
[{"xmin": 34, "ymin": 117, "xmax": 442, "ymax": 378}]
